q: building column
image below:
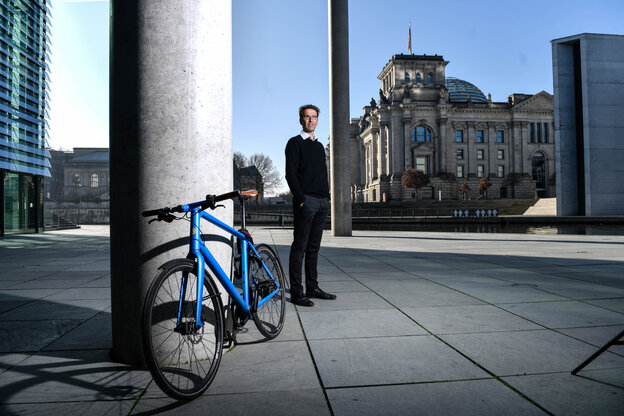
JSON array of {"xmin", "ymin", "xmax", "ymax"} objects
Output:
[
  {"xmin": 390, "ymin": 112, "xmax": 403, "ymax": 173},
  {"xmin": 438, "ymin": 117, "xmax": 447, "ymax": 174},
  {"xmin": 403, "ymin": 113, "xmax": 412, "ymax": 169},
  {"xmin": 372, "ymin": 132, "xmax": 379, "ymax": 179},
  {"xmin": 109, "ymin": 0, "xmax": 232, "ymax": 365},
  {"xmin": 379, "ymin": 125, "xmax": 387, "ymax": 176},
  {"xmin": 328, "ymin": 0, "xmax": 352, "ymax": 236}
]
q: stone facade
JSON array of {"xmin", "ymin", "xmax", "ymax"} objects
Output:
[
  {"xmin": 350, "ymin": 54, "xmax": 555, "ymax": 202},
  {"xmin": 45, "ymin": 148, "xmax": 110, "ymax": 204}
]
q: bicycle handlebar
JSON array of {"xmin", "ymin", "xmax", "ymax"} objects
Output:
[{"xmin": 141, "ymin": 189, "xmax": 255, "ymax": 221}]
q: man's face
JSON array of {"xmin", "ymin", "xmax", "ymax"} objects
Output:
[{"xmin": 300, "ymin": 108, "xmax": 319, "ymax": 134}]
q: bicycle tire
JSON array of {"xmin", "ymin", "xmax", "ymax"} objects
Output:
[
  {"xmin": 249, "ymin": 244, "xmax": 286, "ymax": 339},
  {"xmin": 142, "ymin": 259, "xmax": 224, "ymax": 400}
]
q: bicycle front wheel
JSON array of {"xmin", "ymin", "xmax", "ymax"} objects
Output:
[
  {"xmin": 142, "ymin": 260, "xmax": 224, "ymax": 400},
  {"xmin": 249, "ymin": 244, "xmax": 286, "ymax": 339}
]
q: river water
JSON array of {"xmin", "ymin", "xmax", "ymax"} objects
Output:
[{"xmin": 352, "ymin": 223, "xmax": 624, "ymax": 235}]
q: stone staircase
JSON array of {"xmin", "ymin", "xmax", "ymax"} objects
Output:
[
  {"xmin": 523, "ymin": 198, "xmax": 557, "ymax": 216},
  {"xmin": 44, "ymin": 213, "xmax": 81, "ymax": 231}
]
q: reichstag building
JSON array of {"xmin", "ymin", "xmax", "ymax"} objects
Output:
[{"xmin": 349, "ymin": 54, "xmax": 555, "ymax": 202}]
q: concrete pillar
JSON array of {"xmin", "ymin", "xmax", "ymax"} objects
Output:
[
  {"xmin": 109, "ymin": 0, "xmax": 232, "ymax": 365},
  {"xmin": 328, "ymin": 0, "xmax": 352, "ymax": 236}
]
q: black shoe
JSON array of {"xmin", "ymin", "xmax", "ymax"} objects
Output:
[
  {"xmin": 307, "ymin": 288, "xmax": 337, "ymax": 300},
  {"xmin": 291, "ymin": 295, "xmax": 314, "ymax": 307}
]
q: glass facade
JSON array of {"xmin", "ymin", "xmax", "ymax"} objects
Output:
[{"xmin": 0, "ymin": 0, "xmax": 50, "ymax": 235}]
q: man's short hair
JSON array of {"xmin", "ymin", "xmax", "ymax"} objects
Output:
[{"xmin": 299, "ymin": 104, "xmax": 320, "ymax": 120}]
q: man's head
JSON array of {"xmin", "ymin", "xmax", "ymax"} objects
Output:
[{"xmin": 299, "ymin": 104, "xmax": 320, "ymax": 135}]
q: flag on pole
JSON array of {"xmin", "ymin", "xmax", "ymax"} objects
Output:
[{"xmin": 408, "ymin": 22, "xmax": 412, "ymax": 54}]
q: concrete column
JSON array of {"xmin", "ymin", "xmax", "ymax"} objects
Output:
[
  {"xmin": 328, "ymin": 0, "xmax": 352, "ymax": 236},
  {"xmin": 109, "ymin": 0, "xmax": 232, "ymax": 365}
]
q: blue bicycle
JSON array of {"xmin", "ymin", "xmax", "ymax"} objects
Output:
[{"xmin": 141, "ymin": 190, "xmax": 286, "ymax": 400}]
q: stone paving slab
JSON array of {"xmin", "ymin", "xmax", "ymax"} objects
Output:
[
  {"xmin": 327, "ymin": 379, "xmax": 548, "ymax": 416},
  {"xmin": 298, "ymin": 308, "xmax": 428, "ymax": 339},
  {"xmin": 403, "ymin": 304, "xmax": 543, "ymax": 334},
  {"xmin": 309, "ymin": 335, "xmax": 489, "ymax": 388},
  {"xmin": 439, "ymin": 329, "xmax": 624, "ymax": 375},
  {"xmin": 503, "ymin": 369, "xmax": 624, "ymax": 416},
  {"xmin": 133, "ymin": 388, "xmax": 330, "ymax": 415},
  {"xmin": 0, "ymin": 320, "xmax": 82, "ymax": 352},
  {"xmin": 498, "ymin": 301, "xmax": 624, "ymax": 328},
  {"xmin": 0, "ymin": 349, "xmax": 150, "ymax": 404}
]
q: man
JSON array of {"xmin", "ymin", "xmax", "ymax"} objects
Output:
[{"xmin": 285, "ymin": 104, "xmax": 337, "ymax": 307}]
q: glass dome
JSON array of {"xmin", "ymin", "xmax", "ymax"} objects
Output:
[{"xmin": 444, "ymin": 77, "xmax": 488, "ymax": 103}]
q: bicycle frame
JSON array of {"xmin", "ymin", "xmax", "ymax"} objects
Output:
[{"xmin": 179, "ymin": 201, "xmax": 280, "ymax": 329}]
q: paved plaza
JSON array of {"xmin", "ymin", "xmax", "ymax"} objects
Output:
[{"xmin": 1, "ymin": 225, "xmax": 623, "ymax": 415}]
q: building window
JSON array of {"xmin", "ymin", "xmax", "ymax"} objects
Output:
[
  {"xmin": 456, "ymin": 130, "xmax": 464, "ymax": 143},
  {"xmin": 427, "ymin": 72, "xmax": 433, "ymax": 84},
  {"xmin": 497, "ymin": 149, "xmax": 504, "ymax": 160},
  {"xmin": 537, "ymin": 122, "xmax": 542, "ymax": 143},
  {"xmin": 529, "ymin": 123, "xmax": 535, "ymax": 143},
  {"xmin": 532, "ymin": 153, "xmax": 546, "ymax": 189},
  {"xmin": 415, "ymin": 156, "xmax": 429, "ymax": 174},
  {"xmin": 404, "ymin": 71, "xmax": 410, "ymax": 83},
  {"xmin": 72, "ymin": 173, "xmax": 81, "ymax": 187},
  {"xmin": 416, "ymin": 73, "xmax": 421, "ymax": 83},
  {"xmin": 477, "ymin": 149, "xmax": 484, "ymax": 160},
  {"xmin": 90, "ymin": 173, "xmax": 98, "ymax": 188},
  {"xmin": 544, "ymin": 123, "xmax": 549, "ymax": 143},
  {"xmin": 477, "ymin": 165, "xmax": 484, "ymax": 177},
  {"xmin": 476, "ymin": 130, "xmax": 484, "ymax": 143},
  {"xmin": 413, "ymin": 126, "xmax": 432, "ymax": 142},
  {"xmin": 497, "ymin": 130, "xmax": 504, "ymax": 143},
  {"xmin": 456, "ymin": 149, "xmax": 464, "ymax": 160},
  {"xmin": 497, "ymin": 165, "xmax": 505, "ymax": 178},
  {"xmin": 457, "ymin": 165, "xmax": 464, "ymax": 178}
]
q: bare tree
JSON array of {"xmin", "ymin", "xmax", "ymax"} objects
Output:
[
  {"xmin": 479, "ymin": 174, "xmax": 492, "ymax": 199},
  {"xmin": 460, "ymin": 180, "xmax": 470, "ymax": 200},
  {"xmin": 248, "ymin": 153, "xmax": 282, "ymax": 195},
  {"xmin": 233, "ymin": 151, "xmax": 247, "ymax": 191},
  {"xmin": 401, "ymin": 169, "xmax": 430, "ymax": 199}
]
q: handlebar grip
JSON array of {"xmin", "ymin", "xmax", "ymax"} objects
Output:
[
  {"xmin": 213, "ymin": 190, "xmax": 241, "ymax": 203},
  {"xmin": 142, "ymin": 205, "xmax": 184, "ymax": 217},
  {"xmin": 142, "ymin": 208, "xmax": 164, "ymax": 217}
]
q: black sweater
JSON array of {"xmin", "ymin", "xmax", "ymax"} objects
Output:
[{"xmin": 285, "ymin": 135, "xmax": 329, "ymax": 206}]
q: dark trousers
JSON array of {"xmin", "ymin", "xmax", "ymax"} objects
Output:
[{"xmin": 289, "ymin": 194, "xmax": 329, "ymax": 297}]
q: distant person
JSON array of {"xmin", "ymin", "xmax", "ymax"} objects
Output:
[{"xmin": 284, "ymin": 104, "xmax": 336, "ymax": 307}]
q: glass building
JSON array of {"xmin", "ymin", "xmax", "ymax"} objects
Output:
[{"xmin": 0, "ymin": 0, "xmax": 51, "ymax": 235}]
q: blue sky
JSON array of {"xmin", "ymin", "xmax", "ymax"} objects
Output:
[{"xmin": 49, "ymin": 0, "xmax": 623, "ymax": 194}]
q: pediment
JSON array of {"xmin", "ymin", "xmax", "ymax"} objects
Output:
[
  {"xmin": 411, "ymin": 143, "xmax": 435, "ymax": 152},
  {"xmin": 513, "ymin": 91, "xmax": 553, "ymax": 111}
]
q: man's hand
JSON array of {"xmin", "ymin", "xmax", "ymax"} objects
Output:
[{"xmin": 300, "ymin": 202, "xmax": 304, "ymax": 208}]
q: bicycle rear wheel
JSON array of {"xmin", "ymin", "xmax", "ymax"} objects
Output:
[
  {"xmin": 249, "ymin": 244, "xmax": 286, "ymax": 339},
  {"xmin": 142, "ymin": 260, "xmax": 224, "ymax": 400}
]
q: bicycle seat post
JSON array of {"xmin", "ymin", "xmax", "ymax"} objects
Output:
[{"xmin": 240, "ymin": 194, "xmax": 247, "ymax": 230}]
